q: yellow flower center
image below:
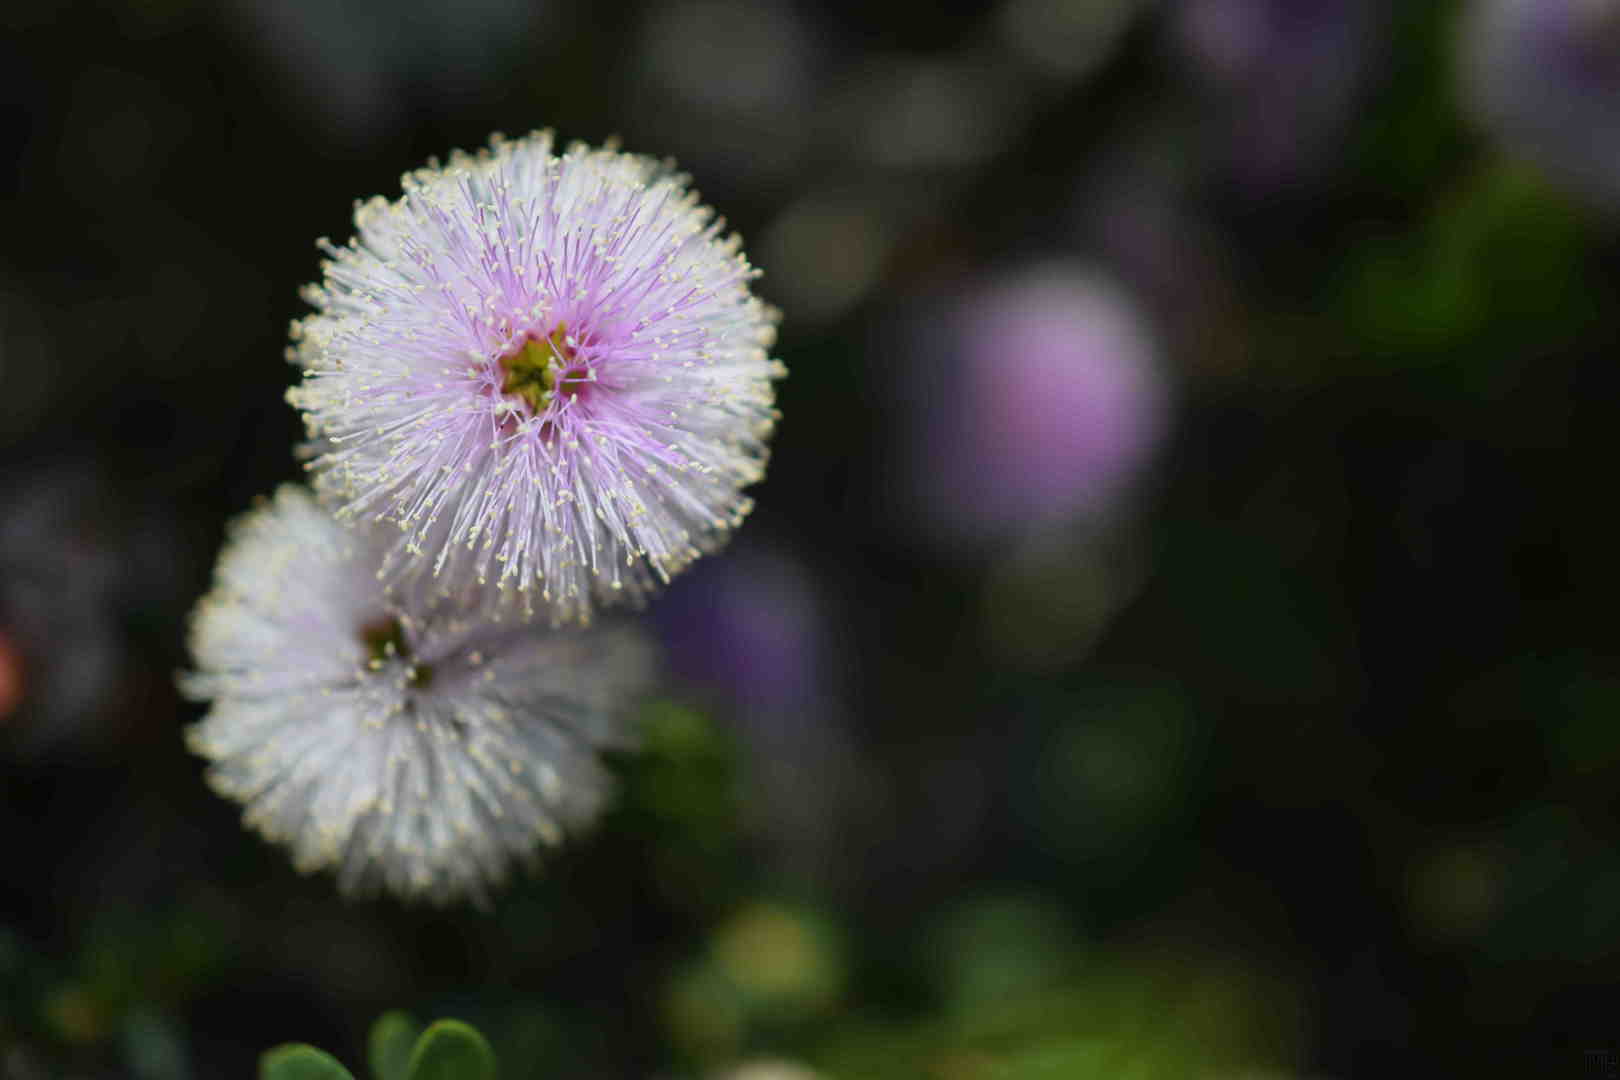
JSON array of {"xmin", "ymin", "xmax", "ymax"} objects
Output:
[
  {"xmin": 359, "ymin": 616, "xmax": 432, "ymax": 688},
  {"xmin": 500, "ymin": 324, "xmax": 591, "ymax": 414}
]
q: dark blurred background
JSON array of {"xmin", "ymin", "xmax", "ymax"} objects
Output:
[{"xmin": 3, "ymin": 0, "xmax": 1619, "ymax": 1076}]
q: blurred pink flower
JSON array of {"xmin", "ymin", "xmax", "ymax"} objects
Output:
[{"xmin": 899, "ymin": 263, "xmax": 1169, "ymax": 547}]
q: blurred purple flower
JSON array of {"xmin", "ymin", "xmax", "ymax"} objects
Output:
[
  {"xmin": 897, "ymin": 263, "xmax": 1169, "ymax": 548},
  {"xmin": 182, "ymin": 486, "xmax": 654, "ymax": 905},
  {"xmin": 1173, "ymin": 0, "xmax": 1384, "ymax": 191},
  {"xmin": 654, "ymin": 543, "xmax": 826, "ymax": 713},
  {"xmin": 288, "ymin": 132, "xmax": 784, "ymax": 625},
  {"xmin": 1460, "ymin": 0, "xmax": 1620, "ymax": 208},
  {"xmin": 653, "ymin": 542, "xmax": 885, "ymax": 886}
]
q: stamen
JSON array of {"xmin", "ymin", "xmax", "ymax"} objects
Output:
[
  {"xmin": 499, "ymin": 323, "xmax": 591, "ymax": 414},
  {"xmin": 358, "ymin": 616, "xmax": 432, "ymax": 687}
]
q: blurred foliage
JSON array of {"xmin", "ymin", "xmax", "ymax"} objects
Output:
[{"xmin": 1339, "ymin": 162, "xmax": 1596, "ymax": 363}]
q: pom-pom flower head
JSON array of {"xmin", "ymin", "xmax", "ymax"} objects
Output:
[
  {"xmin": 182, "ymin": 486, "xmax": 654, "ymax": 905},
  {"xmin": 288, "ymin": 131, "xmax": 784, "ymax": 624}
]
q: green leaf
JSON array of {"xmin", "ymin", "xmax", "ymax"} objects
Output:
[
  {"xmin": 368, "ymin": 1012, "xmax": 423, "ymax": 1080},
  {"xmin": 260, "ymin": 1044, "xmax": 358, "ymax": 1080},
  {"xmin": 404, "ymin": 1020, "xmax": 497, "ymax": 1080}
]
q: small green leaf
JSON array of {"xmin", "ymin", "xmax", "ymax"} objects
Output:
[
  {"xmin": 404, "ymin": 1020, "xmax": 497, "ymax": 1080},
  {"xmin": 368, "ymin": 1012, "xmax": 422, "ymax": 1080},
  {"xmin": 260, "ymin": 1044, "xmax": 358, "ymax": 1080}
]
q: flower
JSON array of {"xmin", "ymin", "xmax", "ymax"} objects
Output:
[
  {"xmin": 1459, "ymin": 0, "xmax": 1620, "ymax": 208},
  {"xmin": 287, "ymin": 131, "xmax": 784, "ymax": 625},
  {"xmin": 652, "ymin": 539, "xmax": 880, "ymax": 886},
  {"xmin": 654, "ymin": 540, "xmax": 827, "ymax": 713},
  {"xmin": 181, "ymin": 485, "xmax": 654, "ymax": 904},
  {"xmin": 895, "ymin": 262, "xmax": 1169, "ymax": 548},
  {"xmin": 1172, "ymin": 0, "xmax": 1382, "ymax": 192}
]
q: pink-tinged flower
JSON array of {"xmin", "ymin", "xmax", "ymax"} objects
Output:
[
  {"xmin": 1460, "ymin": 0, "xmax": 1620, "ymax": 208},
  {"xmin": 287, "ymin": 132, "xmax": 784, "ymax": 625},
  {"xmin": 896, "ymin": 263, "xmax": 1169, "ymax": 547},
  {"xmin": 181, "ymin": 486, "xmax": 654, "ymax": 905}
]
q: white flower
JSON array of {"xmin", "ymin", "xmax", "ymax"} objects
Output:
[{"xmin": 182, "ymin": 486, "xmax": 654, "ymax": 904}]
